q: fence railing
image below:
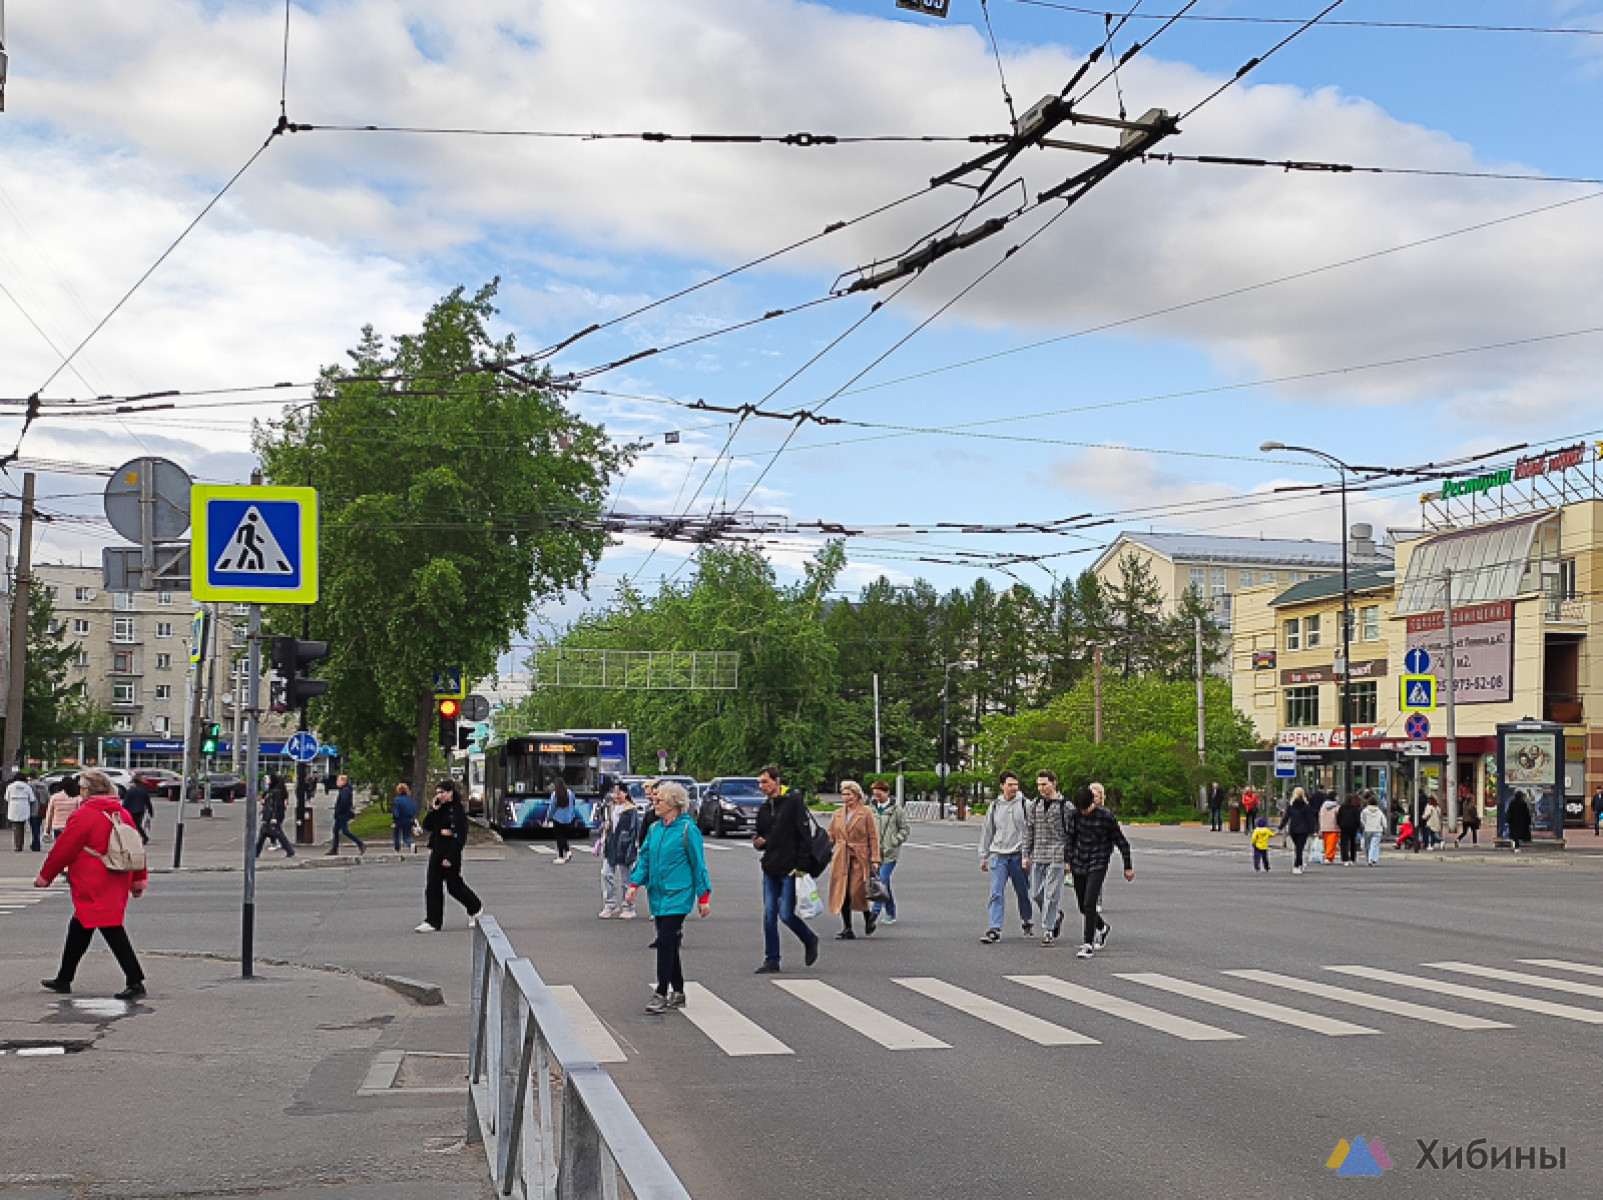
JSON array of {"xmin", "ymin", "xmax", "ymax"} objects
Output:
[{"xmin": 468, "ymin": 914, "xmax": 691, "ymax": 1200}]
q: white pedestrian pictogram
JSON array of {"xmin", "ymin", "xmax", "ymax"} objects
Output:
[
  {"xmin": 1408, "ymin": 681, "xmax": 1432, "ymax": 706},
  {"xmin": 215, "ymin": 506, "xmax": 293, "ymax": 575}
]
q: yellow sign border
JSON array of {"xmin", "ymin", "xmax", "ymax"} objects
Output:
[
  {"xmin": 191, "ymin": 485, "xmax": 319, "ymax": 604},
  {"xmin": 1399, "ymin": 673, "xmax": 1437, "ymax": 712}
]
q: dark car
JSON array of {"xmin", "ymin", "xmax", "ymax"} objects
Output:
[
  {"xmin": 206, "ymin": 773, "xmax": 248, "ymax": 802},
  {"xmin": 133, "ymin": 768, "xmax": 183, "ymax": 801},
  {"xmin": 696, "ymin": 776, "xmax": 766, "ymax": 838}
]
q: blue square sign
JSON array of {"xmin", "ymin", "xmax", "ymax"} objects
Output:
[{"xmin": 191, "ymin": 485, "xmax": 318, "ymax": 604}]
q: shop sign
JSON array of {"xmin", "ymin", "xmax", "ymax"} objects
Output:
[
  {"xmin": 1405, "ymin": 601, "xmax": 1513, "ymax": 705},
  {"xmin": 1280, "ymin": 658, "xmax": 1388, "ymax": 686},
  {"xmin": 1438, "ymin": 442, "xmax": 1593, "ymax": 499},
  {"xmin": 1252, "ymin": 650, "xmax": 1277, "ymax": 670},
  {"xmin": 1277, "ymin": 727, "xmax": 1382, "ymax": 749}
]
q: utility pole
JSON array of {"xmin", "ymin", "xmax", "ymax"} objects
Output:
[
  {"xmin": 1093, "ymin": 644, "xmax": 1104, "ymax": 744},
  {"xmin": 1193, "ymin": 614, "xmax": 1206, "ymax": 764},
  {"xmin": 1443, "ymin": 569, "xmax": 1459, "ymax": 830},
  {"xmin": 241, "ymin": 468, "xmax": 264, "ymax": 978},
  {"xmin": 872, "ymin": 672, "xmax": 882, "ymax": 775},
  {"xmin": 3, "ymin": 472, "xmax": 35, "ymax": 771}
]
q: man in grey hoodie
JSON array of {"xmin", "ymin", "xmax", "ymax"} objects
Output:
[{"xmin": 979, "ymin": 771, "xmax": 1033, "ymax": 944}]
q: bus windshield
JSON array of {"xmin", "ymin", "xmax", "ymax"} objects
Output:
[{"xmin": 502, "ymin": 737, "xmax": 601, "ymax": 797}]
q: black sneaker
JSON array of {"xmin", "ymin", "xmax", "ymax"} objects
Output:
[
  {"xmin": 40, "ymin": 978, "xmax": 71, "ymax": 995},
  {"xmin": 864, "ymin": 913, "xmax": 878, "ymax": 936},
  {"xmin": 804, "ymin": 940, "xmax": 819, "ymax": 967},
  {"xmin": 980, "ymin": 929, "xmax": 1001, "ymax": 944},
  {"xmin": 1022, "ymin": 922, "xmax": 1035, "ymax": 937},
  {"xmin": 1094, "ymin": 922, "xmax": 1111, "ymax": 950},
  {"xmin": 754, "ymin": 960, "xmax": 782, "ymax": 974},
  {"xmin": 1052, "ymin": 913, "xmax": 1063, "ymax": 939},
  {"xmin": 835, "ymin": 930, "xmax": 856, "ymax": 940},
  {"xmin": 115, "ymin": 983, "xmax": 147, "ymax": 1002}
]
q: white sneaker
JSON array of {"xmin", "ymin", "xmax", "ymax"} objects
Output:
[
  {"xmin": 1293, "ymin": 866, "xmax": 1303, "ymax": 875},
  {"xmin": 620, "ymin": 909, "xmax": 638, "ymax": 919},
  {"xmin": 1076, "ymin": 943, "xmax": 1095, "ymax": 959},
  {"xmin": 599, "ymin": 908, "xmax": 618, "ymax": 919},
  {"xmin": 414, "ymin": 922, "xmax": 439, "ymax": 933},
  {"xmin": 468, "ymin": 914, "xmax": 480, "ymax": 928}
]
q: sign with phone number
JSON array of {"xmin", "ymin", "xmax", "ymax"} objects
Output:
[{"xmin": 1405, "ymin": 602, "xmax": 1513, "ymax": 705}]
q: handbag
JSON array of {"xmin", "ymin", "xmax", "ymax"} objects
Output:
[
  {"xmin": 865, "ymin": 870, "xmax": 890, "ymax": 904},
  {"xmin": 799, "ymin": 807, "xmax": 834, "ymax": 878}
]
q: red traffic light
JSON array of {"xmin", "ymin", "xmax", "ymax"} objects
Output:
[{"xmin": 438, "ymin": 698, "xmax": 461, "ymax": 719}]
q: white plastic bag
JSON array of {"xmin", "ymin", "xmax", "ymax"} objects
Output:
[{"xmin": 795, "ymin": 873, "xmax": 823, "ymax": 919}]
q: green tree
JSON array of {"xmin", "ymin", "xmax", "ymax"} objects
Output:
[
  {"xmin": 256, "ymin": 282, "xmax": 625, "ymax": 796},
  {"xmin": 17, "ymin": 587, "xmax": 111, "ymax": 762}
]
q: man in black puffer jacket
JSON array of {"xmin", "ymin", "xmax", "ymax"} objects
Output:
[{"xmin": 751, "ymin": 764, "xmax": 819, "ymax": 975}]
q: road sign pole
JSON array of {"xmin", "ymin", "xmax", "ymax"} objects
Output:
[
  {"xmin": 242, "ymin": 602, "xmax": 261, "ymax": 978},
  {"xmin": 1444, "ymin": 569, "xmax": 1459, "ymax": 830},
  {"xmin": 173, "ymin": 666, "xmax": 202, "ymax": 868}
]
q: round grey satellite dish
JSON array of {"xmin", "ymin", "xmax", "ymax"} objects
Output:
[{"xmin": 103, "ymin": 457, "xmax": 193, "ymax": 543}]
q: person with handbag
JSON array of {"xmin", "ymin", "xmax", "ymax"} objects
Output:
[
  {"xmin": 255, "ymin": 774, "xmax": 297, "ymax": 858},
  {"xmin": 1277, "ymin": 786, "xmax": 1316, "ymax": 874},
  {"xmin": 626, "ymin": 782, "xmax": 711, "ymax": 1014},
  {"xmin": 752, "ymin": 763, "xmax": 820, "ymax": 974},
  {"xmin": 827, "ymin": 782, "xmax": 882, "ymax": 939},
  {"xmin": 35, "ymin": 770, "xmax": 148, "ymax": 1000},
  {"xmin": 869, "ymin": 780, "xmax": 909, "ymax": 925},
  {"xmin": 547, "ymin": 778, "xmax": 584, "ymax": 864},
  {"xmin": 415, "ymin": 779, "xmax": 483, "ymax": 932},
  {"xmin": 599, "ymin": 781, "xmax": 642, "ymax": 919}
]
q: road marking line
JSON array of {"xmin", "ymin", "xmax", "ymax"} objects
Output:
[
  {"xmin": 527, "ymin": 845, "xmax": 557, "ymax": 856},
  {"xmin": 1327, "ymin": 966, "xmax": 1603, "ymax": 1024},
  {"xmin": 680, "ymin": 983, "xmax": 793, "ymax": 1057},
  {"xmin": 699, "ymin": 841, "xmax": 736, "ymax": 852},
  {"xmin": 1223, "ymin": 970, "xmax": 1511, "ymax": 1031},
  {"xmin": 893, "ymin": 978, "xmax": 1097, "ymax": 1046},
  {"xmin": 1426, "ymin": 961, "xmax": 1603, "ymax": 1002},
  {"xmin": 1118, "ymin": 973, "xmax": 1378, "ymax": 1036},
  {"xmin": 902, "ymin": 841, "xmax": 978, "ymax": 852},
  {"xmin": 1007, "ymin": 975, "xmax": 1241, "ymax": 1041},
  {"xmin": 772, "ymin": 980, "xmax": 950, "ymax": 1050},
  {"xmin": 548, "ymin": 985, "xmax": 627, "ymax": 1063},
  {"xmin": 1519, "ymin": 958, "xmax": 1603, "ymax": 979}
]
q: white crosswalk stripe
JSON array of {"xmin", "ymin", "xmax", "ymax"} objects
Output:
[
  {"xmin": 527, "ymin": 845, "xmax": 557, "ymax": 856},
  {"xmin": 773, "ymin": 980, "xmax": 950, "ymax": 1050},
  {"xmin": 0, "ymin": 883, "xmax": 57, "ymax": 917},
  {"xmin": 1118, "ymin": 973, "xmax": 1379, "ymax": 1037},
  {"xmin": 1425, "ymin": 961, "xmax": 1603, "ymax": 1002},
  {"xmin": 1327, "ymin": 965, "xmax": 1603, "ymax": 1024},
  {"xmin": 1223, "ymin": 970, "xmax": 1512, "ymax": 1031},
  {"xmin": 1007, "ymin": 975, "xmax": 1242, "ymax": 1041},
  {"xmin": 894, "ymin": 978, "xmax": 1098, "ymax": 1046},
  {"xmin": 680, "ymin": 983, "xmax": 794, "ymax": 1057},
  {"xmin": 548, "ymin": 985, "xmax": 628, "ymax": 1063},
  {"xmin": 1519, "ymin": 958, "xmax": 1603, "ymax": 979}
]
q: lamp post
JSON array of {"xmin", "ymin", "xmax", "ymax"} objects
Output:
[
  {"xmin": 939, "ymin": 659, "xmax": 979, "ymax": 820},
  {"xmin": 1262, "ymin": 441, "xmax": 1356, "ymax": 801}
]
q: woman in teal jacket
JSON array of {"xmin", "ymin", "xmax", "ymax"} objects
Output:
[{"xmin": 626, "ymin": 781, "xmax": 711, "ymax": 1014}]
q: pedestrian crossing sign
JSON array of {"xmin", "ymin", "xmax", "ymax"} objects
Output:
[
  {"xmin": 191, "ymin": 485, "xmax": 318, "ymax": 604},
  {"xmin": 1400, "ymin": 674, "xmax": 1437, "ymax": 712}
]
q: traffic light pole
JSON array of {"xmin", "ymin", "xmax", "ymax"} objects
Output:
[
  {"xmin": 172, "ymin": 659, "xmax": 205, "ymax": 868},
  {"xmin": 241, "ymin": 603, "xmax": 262, "ymax": 978}
]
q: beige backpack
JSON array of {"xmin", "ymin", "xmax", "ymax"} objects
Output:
[{"xmin": 85, "ymin": 809, "xmax": 147, "ymax": 873}]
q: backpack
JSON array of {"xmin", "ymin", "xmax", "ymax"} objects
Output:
[
  {"xmin": 85, "ymin": 809, "xmax": 146, "ymax": 873},
  {"xmin": 796, "ymin": 801, "xmax": 835, "ymax": 879}
]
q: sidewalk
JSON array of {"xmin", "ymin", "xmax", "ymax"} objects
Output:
[{"xmin": 0, "ymin": 954, "xmax": 491, "ymax": 1198}]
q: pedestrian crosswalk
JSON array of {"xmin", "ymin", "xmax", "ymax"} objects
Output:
[
  {"xmin": 0, "ymin": 881, "xmax": 60, "ymax": 920},
  {"xmin": 544, "ymin": 955, "xmax": 1603, "ymax": 1066}
]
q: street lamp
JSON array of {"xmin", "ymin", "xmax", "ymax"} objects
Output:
[
  {"xmin": 1262, "ymin": 441, "xmax": 1355, "ymax": 801},
  {"xmin": 939, "ymin": 659, "xmax": 979, "ymax": 821}
]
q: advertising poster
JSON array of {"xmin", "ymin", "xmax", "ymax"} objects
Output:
[
  {"xmin": 1498, "ymin": 727, "xmax": 1562, "ymax": 839},
  {"xmin": 1405, "ymin": 601, "xmax": 1513, "ymax": 705}
]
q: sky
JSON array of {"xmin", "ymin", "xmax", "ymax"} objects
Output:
[{"xmin": 3, "ymin": 0, "xmax": 1603, "ymax": 656}]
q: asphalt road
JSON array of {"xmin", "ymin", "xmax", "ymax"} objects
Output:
[{"xmin": 4, "ymin": 816, "xmax": 1601, "ymax": 1198}]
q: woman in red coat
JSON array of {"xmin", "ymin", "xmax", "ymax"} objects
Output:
[{"xmin": 35, "ymin": 770, "xmax": 148, "ymax": 1000}]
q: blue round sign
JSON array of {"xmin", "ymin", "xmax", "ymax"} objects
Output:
[
  {"xmin": 1404, "ymin": 647, "xmax": 1431, "ymax": 675},
  {"xmin": 285, "ymin": 731, "xmax": 320, "ymax": 763},
  {"xmin": 1405, "ymin": 713, "xmax": 1431, "ymax": 740}
]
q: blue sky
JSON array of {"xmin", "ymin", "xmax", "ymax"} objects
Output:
[{"xmin": 3, "ymin": 0, "xmax": 1602, "ymax": 646}]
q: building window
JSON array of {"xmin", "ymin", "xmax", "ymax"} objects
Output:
[
  {"xmin": 232, "ymin": 625, "xmax": 247, "ymax": 647},
  {"xmin": 153, "ymin": 716, "xmax": 171, "ymax": 734},
  {"xmin": 155, "ymin": 684, "xmax": 172, "ymax": 700},
  {"xmin": 113, "ymin": 650, "xmax": 135, "ymax": 673},
  {"xmin": 72, "ymin": 618, "xmax": 90, "ymax": 635},
  {"xmin": 113, "ymin": 715, "xmax": 134, "ymax": 732},
  {"xmin": 232, "ymin": 603, "xmax": 250, "ymax": 616},
  {"xmin": 73, "ymin": 650, "xmax": 89, "ymax": 668},
  {"xmin": 1284, "ymin": 618, "xmax": 1301, "ymax": 652},
  {"xmin": 1210, "ymin": 567, "xmax": 1227, "ymax": 597},
  {"xmin": 1304, "ymin": 614, "xmax": 1323, "ymax": 649},
  {"xmin": 1559, "ymin": 558, "xmax": 1577, "ymax": 600},
  {"xmin": 1261, "ymin": 570, "xmax": 1276, "ymax": 585},
  {"xmin": 113, "ymin": 592, "xmax": 134, "ymax": 611},
  {"xmin": 74, "ymin": 586, "xmax": 93, "ymax": 602},
  {"xmin": 113, "ymin": 618, "xmax": 136, "ymax": 643},
  {"xmin": 155, "ymin": 653, "xmax": 172, "ymax": 670},
  {"xmin": 1285, "ymin": 686, "xmax": 1319, "ymax": 728},
  {"xmin": 112, "ymin": 682, "xmax": 136, "ymax": 704},
  {"xmin": 1189, "ymin": 567, "xmax": 1206, "ymax": 592},
  {"xmin": 1239, "ymin": 570, "xmax": 1255, "ymax": 588},
  {"xmin": 48, "ymin": 619, "xmax": 62, "ymax": 636},
  {"xmin": 1345, "ymin": 680, "xmax": 1378, "ymax": 726},
  {"xmin": 1360, "ymin": 605, "xmax": 1380, "ymax": 642},
  {"xmin": 1287, "ymin": 572, "xmax": 1304, "ymax": 584},
  {"xmin": 156, "ymin": 621, "xmax": 173, "ymax": 638},
  {"xmin": 158, "ymin": 591, "xmax": 174, "ymax": 605}
]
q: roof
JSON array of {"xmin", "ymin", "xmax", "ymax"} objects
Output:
[
  {"xmin": 1093, "ymin": 531, "xmax": 1390, "ymax": 575},
  {"xmin": 1269, "ymin": 565, "xmax": 1398, "ymax": 608}
]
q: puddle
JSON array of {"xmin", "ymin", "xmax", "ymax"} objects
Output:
[{"xmin": 41, "ymin": 996, "xmax": 149, "ymax": 1025}]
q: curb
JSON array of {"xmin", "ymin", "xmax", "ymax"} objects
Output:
[
  {"xmin": 148, "ymin": 852, "xmax": 419, "ymax": 875},
  {"xmin": 148, "ymin": 949, "xmax": 445, "ymax": 1006}
]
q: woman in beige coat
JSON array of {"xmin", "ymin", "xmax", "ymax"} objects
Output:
[{"xmin": 827, "ymin": 781, "xmax": 881, "ymax": 939}]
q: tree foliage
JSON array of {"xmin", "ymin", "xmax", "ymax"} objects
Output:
[
  {"xmin": 19, "ymin": 587, "xmax": 111, "ymax": 761},
  {"xmin": 256, "ymin": 282, "xmax": 624, "ymax": 794}
]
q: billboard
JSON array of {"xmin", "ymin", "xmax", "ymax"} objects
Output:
[
  {"xmin": 564, "ymin": 729, "xmax": 630, "ymax": 776},
  {"xmin": 1405, "ymin": 601, "xmax": 1513, "ymax": 705}
]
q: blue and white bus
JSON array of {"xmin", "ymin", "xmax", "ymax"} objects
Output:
[{"xmin": 485, "ymin": 733, "xmax": 605, "ymax": 834}]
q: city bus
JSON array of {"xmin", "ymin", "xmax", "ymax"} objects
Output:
[{"xmin": 484, "ymin": 733, "xmax": 605, "ymax": 835}]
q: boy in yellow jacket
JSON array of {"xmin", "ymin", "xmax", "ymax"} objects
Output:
[{"xmin": 1251, "ymin": 817, "xmax": 1273, "ymax": 872}]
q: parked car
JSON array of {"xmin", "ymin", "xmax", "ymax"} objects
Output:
[
  {"xmin": 205, "ymin": 773, "xmax": 248, "ymax": 802},
  {"xmin": 133, "ymin": 768, "xmax": 184, "ymax": 801},
  {"xmin": 696, "ymin": 776, "xmax": 766, "ymax": 838}
]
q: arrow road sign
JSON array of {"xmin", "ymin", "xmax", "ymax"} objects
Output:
[
  {"xmin": 1404, "ymin": 647, "xmax": 1431, "ymax": 675},
  {"xmin": 191, "ymin": 485, "xmax": 319, "ymax": 604},
  {"xmin": 285, "ymin": 731, "xmax": 320, "ymax": 763}
]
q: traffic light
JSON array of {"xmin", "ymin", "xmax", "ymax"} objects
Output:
[
  {"xmin": 271, "ymin": 637, "xmax": 330, "ymax": 712},
  {"xmin": 201, "ymin": 723, "xmax": 222, "ymax": 755},
  {"xmin": 437, "ymin": 697, "xmax": 460, "ymax": 750}
]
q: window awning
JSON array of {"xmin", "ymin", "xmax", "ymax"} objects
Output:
[{"xmin": 1394, "ymin": 514, "xmax": 1551, "ymax": 615}]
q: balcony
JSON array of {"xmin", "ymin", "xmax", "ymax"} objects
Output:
[
  {"xmin": 1545, "ymin": 693, "xmax": 1584, "ymax": 725},
  {"xmin": 1545, "ymin": 597, "xmax": 1588, "ymax": 626}
]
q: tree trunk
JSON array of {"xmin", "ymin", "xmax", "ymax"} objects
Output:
[{"xmin": 412, "ymin": 689, "xmax": 435, "ymax": 802}]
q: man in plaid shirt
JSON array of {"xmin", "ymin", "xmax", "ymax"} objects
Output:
[{"xmin": 1065, "ymin": 784, "xmax": 1134, "ymax": 959}]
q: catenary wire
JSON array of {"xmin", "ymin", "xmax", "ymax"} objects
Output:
[
  {"xmin": 1181, "ymin": 1, "xmax": 1350, "ymax": 122},
  {"xmin": 1005, "ymin": 1, "xmax": 1603, "ymax": 37}
]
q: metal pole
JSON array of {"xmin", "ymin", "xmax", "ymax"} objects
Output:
[
  {"xmin": 939, "ymin": 669, "xmax": 949, "ymax": 822},
  {"xmin": 1093, "ymin": 644, "xmax": 1103, "ymax": 744},
  {"xmin": 242, "ymin": 603, "xmax": 261, "ymax": 977},
  {"xmin": 1339, "ymin": 468, "xmax": 1353, "ymax": 799},
  {"xmin": 3, "ymin": 472, "xmax": 34, "ymax": 770},
  {"xmin": 1194, "ymin": 615, "xmax": 1206, "ymax": 763},
  {"xmin": 172, "ymin": 657, "xmax": 204, "ymax": 868},
  {"xmin": 138, "ymin": 456, "xmax": 156, "ymax": 592},
  {"xmin": 872, "ymin": 672, "xmax": 882, "ymax": 776},
  {"xmin": 1444, "ymin": 569, "xmax": 1458, "ymax": 832}
]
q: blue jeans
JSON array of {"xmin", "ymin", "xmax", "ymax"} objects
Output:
[
  {"xmin": 987, "ymin": 852, "xmax": 1033, "ymax": 931},
  {"xmin": 1364, "ymin": 831, "xmax": 1382, "ymax": 864},
  {"xmin": 331, "ymin": 817, "xmax": 364, "ymax": 853},
  {"xmin": 762, "ymin": 872, "xmax": 817, "ymax": 964},
  {"xmin": 392, "ymin": 822, "xmax": 414, "ymax": 851},
  {"xmin": 871, "ymin": 860, "xmax": 898, "ymax": 919}
]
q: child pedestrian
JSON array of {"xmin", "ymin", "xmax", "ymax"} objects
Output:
[{"xmin": 1250, "ymin": 817, "xmax": 1273, "ymax": 872}]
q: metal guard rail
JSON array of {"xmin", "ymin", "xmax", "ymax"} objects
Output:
[{"xmin": 469, "ymin": 914, "xmax": 691, "ymax": 1199}]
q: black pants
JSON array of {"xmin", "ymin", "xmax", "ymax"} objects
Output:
[
  {"xmin": 1459, "ymin": 821, "xmax": 1480, "ymax": 844},
  {"xmin": 57, "ymin": 917, "xmax": 143, "ymax": 986},
  {"xmin": 29, "ymin": 814, "xmax": 43, "ymax": 850},
  {"xmin": 1209, "ymin": 807, "xmax": 1222, "ymax": 831},
  {"xmin": 1339, "ymin": 829, "xmax": 1359, "ymax": 862},
  {"xmin": 424, "ymin": 850, "xmax": 481, "ymax": 929},
  {"xmin": 552, "ymin": 818, "xmax": 585, "ymax": 857},
  {"xmin": 1291, "ymin": 833, "xmax": 1308, "ymax": 868},
  {"xmin": 256, "ymin": 821, "xmax": 295, "ymax": 857},
  {"xmin": 331, "ymin": 817, "xmax": 364, "ymax": 853},
  {"xmin": 654, "ymin": 913, "xmax": 686, "ymax": 995},
  {"xmin": 1071, "ymin": 868, "xmax": 1108, "ymax": 947}
]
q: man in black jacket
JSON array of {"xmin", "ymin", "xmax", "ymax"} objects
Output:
[
  {"xmin": 416, "ymin": 779, "xmax": 482, "ymax": 932},
  {"xmin": 325, "ymin": 775, "xmax": 365, "ymax": 856},
  {"xmin": 122, "ymin": 780, "xmax": 153, "ymax": 845},
  {"xmin": 752, "ymin": 764, "xmax": 819, "ymax": 974},
  {"xmin": 1207, "ymin": 781, "xmax": 1225, "ymax": 832},
  {"xmin": 1065, "ymin": 786, "xmax": 1133, "ymax": 959}
]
